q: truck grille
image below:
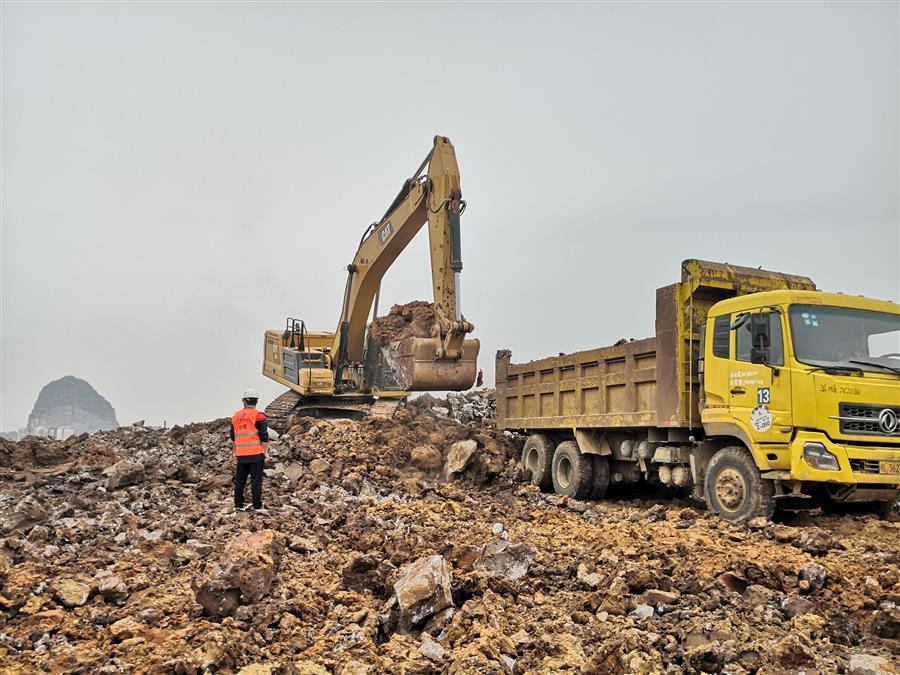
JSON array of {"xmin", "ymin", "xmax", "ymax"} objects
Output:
[
  {"xmin": 849, "ymin": 459, "xmax": 880, "ymax": 474},
  {"xmin": 836, "ymin": 403, "xmax": 900, "ymax": 437}
]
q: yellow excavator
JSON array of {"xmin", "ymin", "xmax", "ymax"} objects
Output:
[{"xmin": 262, "ymin": 136, "xmax": 480, "ymax": 432}]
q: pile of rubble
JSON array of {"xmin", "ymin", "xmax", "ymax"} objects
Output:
[
  {"xmin": 1, "ymin": 405, "xmax": 898, "ymax": 674},
  {"xmin": 407, "ymin": 388, "xmax": 496, "ymax": 424}
]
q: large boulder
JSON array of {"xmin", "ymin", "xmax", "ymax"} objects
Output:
[
  {"xmin": 3, "ymin": 496, "xmax": 47, "ymax": 533},
  {"xmin": 105, "ymin": 460, "xmax": 145, "ymax": 490},
  {"xmin": 444, "ymin": 439, "xmax": 478, "ymax": 477},
  {"xmin": 54, "ymin": 579, "xmax": 90, "ymax": 607},
  {"xmin": 799, "ymin": 562, "xmax": 828, "ymax": 592},
  {"xmin": 410, "ymin": 445, "xmax": 443, "ymax": 472},
  {"xmin": 872, "ymin": 603, "xmax": 900, "ymax": 639},
  {"xmin": 848, "ymin": 654, "xmax": 898, "ymax": 675},
  {"xmin": 476, "ymin": 539, "xmax": 536, "ymax": 581},
  {"xmin": 393, "ymin": 555, "xmax": 453, "ymax": 629},
  {"xmin": 193, "ymin": 530, "xmax": 284, "ymax": 617},
  {"xmin": 97, "ymin": 572, "xmax": 129, "ymax": 603}
]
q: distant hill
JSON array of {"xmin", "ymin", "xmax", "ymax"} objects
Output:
[{"xmin": 27, "ymin": 376, "xmax": 118, "ymax": 438}]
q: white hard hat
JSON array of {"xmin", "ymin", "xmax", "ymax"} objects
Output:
[{"xmin": 242, "ymin": 388, "xmax": 259, "ymax": 400}]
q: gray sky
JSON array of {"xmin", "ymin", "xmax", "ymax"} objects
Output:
[{"xmin": 2, "ymin": 2, "xmax": 898, "ymax": 429}]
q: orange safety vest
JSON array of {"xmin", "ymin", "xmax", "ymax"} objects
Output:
[{"xmin": 232, "ymin": 408, "xmax": 264, "ymax": 457}]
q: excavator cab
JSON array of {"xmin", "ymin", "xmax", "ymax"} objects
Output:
[{"xmin": 265, "ymin": 319, "xmax": 336, "ymax": 393}]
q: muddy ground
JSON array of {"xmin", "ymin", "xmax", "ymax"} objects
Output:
[{"xmin": 0, "ymin": 394, "xmax": 898, "ymax": 674}]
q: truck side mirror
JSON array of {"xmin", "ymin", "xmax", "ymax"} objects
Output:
[{"xmin": 750, "ymin": 313, "xmax": 770, "ymax": 365}]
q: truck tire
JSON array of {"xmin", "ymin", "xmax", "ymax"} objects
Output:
[
  {"xmin": 704, "ymin": 446, "xmax": 775, "ymax": 523},
  {"xmin": 522, "ymin": 434, "xmax": 554, "ymax": 491},
  {"xmin": 552, "ymin": 441, "xmax": 593, "ymax": 499},
  {"xmin": 590, "ymin": 455, "xmax": 610, "ymax": 499},
  {"xmin": 878, "ymin": 499, "xmax": 900, "ymax": 523}
]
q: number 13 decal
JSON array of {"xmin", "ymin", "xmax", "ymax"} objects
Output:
[{"xmin": 757, "ymin": 388, "xmax": 771, "ymax": 405}]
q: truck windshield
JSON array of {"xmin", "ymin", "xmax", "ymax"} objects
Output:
[{"xmin": 789, "ymin": 305, "xmax": 900, "ymax": 373}]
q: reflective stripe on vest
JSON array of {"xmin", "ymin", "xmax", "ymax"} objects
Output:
[{"xmin": 231, "ymin": 408, "xmax": 264, "ymax": 457}]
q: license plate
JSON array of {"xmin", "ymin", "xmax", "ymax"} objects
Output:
[{"xmin": 882, "ymin": 461, "xmax": 900, "ymax": 475}]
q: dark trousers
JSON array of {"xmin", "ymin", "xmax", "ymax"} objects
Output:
[{"xmin": 234, "ymin": 457, "xmax": 264, "ymax": 508}]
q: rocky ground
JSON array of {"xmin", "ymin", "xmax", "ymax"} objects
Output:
[{"xmin": 1, "ymin": 391, "xmax": 898, "ymax": 674}]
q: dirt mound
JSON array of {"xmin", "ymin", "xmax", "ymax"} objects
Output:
[
  {"xmin": 278, "ymin": 406, "xmax": 517, "ymax": 489},
  {"xmin": 0, "ymin": 432, "xmax": 117, "ymax": 472},
  {"xmin": 1, "ymin": 409, "xmax": 898, "ymax": 674},
  {"xmin": 368, "ymin": 300, "xmax": 435, "ymax": 345}
]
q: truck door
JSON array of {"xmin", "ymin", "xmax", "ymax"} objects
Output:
[{"xmin": 728, "ymin": 310, "xmax": 793, "ymax": 444}]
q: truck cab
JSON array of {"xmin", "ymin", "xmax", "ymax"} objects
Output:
[{"xmin": 701, "ymin": 290, "xmax": 900, "ymax": 512}]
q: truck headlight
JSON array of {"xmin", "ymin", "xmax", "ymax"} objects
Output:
[{"xmin": 803, "ymin": 443, "xmax": 840, "ymax": 471}]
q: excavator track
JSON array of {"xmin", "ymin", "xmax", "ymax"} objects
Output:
[
  {"xmin": 265, "ymin": 389, "xmax": 404, "ymax": 434},
  {"xmin": 368, "ymin": 398, "xmax": 405, "ymax": 419},
  {"xmin": 264, "ymin": 390, "xmax": 305, "ymax": 434}
]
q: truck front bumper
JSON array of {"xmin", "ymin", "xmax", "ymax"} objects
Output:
[{"xmin": 789, "ymin": 431, "xmax": 900, "ymax": 487}]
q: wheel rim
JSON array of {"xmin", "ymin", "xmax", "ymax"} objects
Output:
[
  {"xmin": 525, "ymin": 447, "xmax": 540, "ymax": 475},
  {"xmin": 558, "ymin": 456, "xmax": 572, "ymax": 489},
  {"xmin": 714, "ymin": 467, "xmax": 747, "ymax": 513}
]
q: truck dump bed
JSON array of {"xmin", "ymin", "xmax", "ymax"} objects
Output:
[
  {"xmin": 496, "ymin": 338, "xmax": 660, "ymax": 429},
  {"xmin": 495, "ymin": 260, "xmax": 815, "ymax": 432}
]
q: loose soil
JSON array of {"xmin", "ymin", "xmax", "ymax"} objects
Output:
[{"xmin": 0, "ymin": 396, "xmax": 897, "ymax": 674}]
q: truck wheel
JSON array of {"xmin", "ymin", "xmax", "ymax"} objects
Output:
[
  {"xmin": 878, "ymin": 499, "xmax": 900, "ymax": 523},
  {"xmin": 590, "ymin": 455, "xmax": 610, "ymax": 499},
  {"xmin": 704, "ymin": 446, "xmax": 775, "ymax": 523},
  {"xmin": 552, "ymin": 441, "xmax": 593, "ymax": 499},
  {"xmin": 521, "ymin": 434, "xmax": 554, "ymax": 491}
]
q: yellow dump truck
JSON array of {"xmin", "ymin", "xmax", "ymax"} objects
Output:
[{"xmin": 496, "ymin": 260, "xmax": 900, "ymax": 522}]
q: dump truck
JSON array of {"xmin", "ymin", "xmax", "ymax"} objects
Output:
[{"xmin": 496, "ymin": 260, "xmax": 900, "ymax": 522}]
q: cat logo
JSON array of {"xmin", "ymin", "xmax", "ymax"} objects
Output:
[{"xmin": 379, "ymin": 221, "xmax": 394, "ymax": 246}]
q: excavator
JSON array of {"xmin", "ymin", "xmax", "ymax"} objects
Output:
[{"xmin": 262, "ymin": 136, "xmax": 480, "ymax": 432}]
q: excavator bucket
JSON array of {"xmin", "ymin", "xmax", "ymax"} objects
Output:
[{"xmin": 386, "ymin": 337, "xmax": 480, "ymax": 391}]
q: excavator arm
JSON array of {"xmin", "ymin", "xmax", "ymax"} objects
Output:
[{"xmin": 332, "ymin": 135, "xmax": 478, "ymax": 391}]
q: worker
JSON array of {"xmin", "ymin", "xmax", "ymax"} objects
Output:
[{"xmin": 230, "ymin": 388, "xmax": 268, "ymax": 512}]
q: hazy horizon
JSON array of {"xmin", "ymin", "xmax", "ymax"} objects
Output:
[{"xmin": 2, "ymin": 2, "xmax": 898, "ymax": 430}]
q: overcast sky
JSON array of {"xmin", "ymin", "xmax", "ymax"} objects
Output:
[{"xmin": 2, "ymin": 2, "xmax": 897, "ymax": 429}]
